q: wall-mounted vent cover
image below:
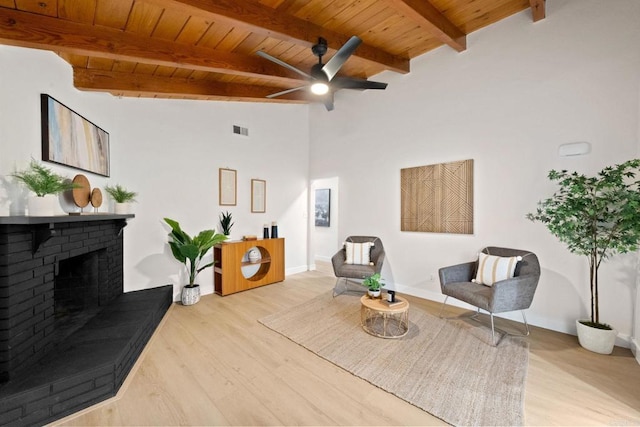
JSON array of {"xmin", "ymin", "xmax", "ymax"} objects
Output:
[{"xmin": 233, "ymin": 125, "xmax": 249, "ymax": 136}]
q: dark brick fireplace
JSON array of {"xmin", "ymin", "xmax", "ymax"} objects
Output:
[{"xmin": 0, "ymin": 215, "xmax": 172, "ymax": 426}]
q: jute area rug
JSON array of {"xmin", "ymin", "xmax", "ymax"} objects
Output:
[{"xmin": 259, "ymin": 292, "xmax": 528, "ymax": 426}]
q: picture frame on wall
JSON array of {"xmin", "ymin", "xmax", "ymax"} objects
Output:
[
  {"xmin": 41, "ymin": 94, "xmax": 110, "ymax": 177},
  {"xmin": 315, "ymin": 188, "xmax": 330, "ymax": 227},
  {"xmin": 251, "ymin": 179, "xmax": 266, "ymax": 213},
  {"xmin": 219, "ymin": 168, "xmax": 237, "ymax": 206}
]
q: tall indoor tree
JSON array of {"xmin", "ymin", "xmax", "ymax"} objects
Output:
[{"xmin": 527, "ymin": 159, "xmax": 640, "ymax": 353}]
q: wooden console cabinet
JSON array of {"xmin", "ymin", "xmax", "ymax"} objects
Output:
[{"xmin": 213, "ymin": 238, "xmax": 285, "ymax": 296}]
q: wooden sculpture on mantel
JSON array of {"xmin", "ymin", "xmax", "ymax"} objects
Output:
[{"xmin": 71, "ymin": 174, "xmax": 102, "ymax": 214}]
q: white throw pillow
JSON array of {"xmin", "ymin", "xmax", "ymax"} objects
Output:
[
  {"xmin": 344, "ymin": 241, "xmax": 374, "ymax": 265},
  {"xmin": 474, "ymin": 253, "xmax": 522, "ymax": 286}
]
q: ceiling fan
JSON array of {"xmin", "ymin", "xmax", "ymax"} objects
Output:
[{"xmin": 256, "ymin": 36, "xmax": 388, "ymax": 111}]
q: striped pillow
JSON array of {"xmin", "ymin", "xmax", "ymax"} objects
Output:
[
  {"xmin": 344, "ymin": 242, "xmax": 374, "ymax": 265},
  {"xmin": 474, "ymin": 253, "xmax": 522, "ymax": 286}
]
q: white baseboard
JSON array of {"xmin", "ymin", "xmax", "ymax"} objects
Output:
[
  {"xmin": 286, "ymin": 265, "xmax": 309, "ymax": 276},
  {"xmin": 315, "ymin": 255, "xmax": 332, "ymax": 263}
]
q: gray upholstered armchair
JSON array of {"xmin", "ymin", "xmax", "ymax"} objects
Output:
[
  {"xmin": 332, "ymin": 236, "xmax": 385, "ymax": 296},
  {"xmin": 438, "ymin": 246, "xmax": 540, "ymax": 345}
]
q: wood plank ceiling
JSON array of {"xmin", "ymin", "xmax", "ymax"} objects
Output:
[{"xmin": 0, "ymin": 0, "xmax": 545, "ymax": 106}]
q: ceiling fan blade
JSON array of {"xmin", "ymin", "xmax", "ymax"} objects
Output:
[
  {"xmin": 332, "ymin": 77, "xmax": 388, "ymax": 90},
  {"xmin": 266, "ymin": 86, "xmax": 308, "ymax": 98},
  {"xmin": 322, "ymin": 36, "xmax": 362, "ymax": 81},
  {"xmin": 256, "ymin": 50, "xmax": 313, "ymax": 79}
]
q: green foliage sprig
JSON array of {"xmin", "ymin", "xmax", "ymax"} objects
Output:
[
  {"xmin": 105, "ymin": 184, "xmax": 137, "ymax": 203},
  {"xmin": 527, "ymin": 159, "xmax": 640, "ymax": 327},
  {"xmin": 219, "ymin": 211, "xmax": 234, "ymax": 235},
  {"xmin": 12, "ymin": 159, "xmax": 79, "ymax": 197},
  {"xmin": 362, "ymin": 273, "xmax": 382, "ymax": 291},
  {"xmin": 164, "ymin": 217, "xmax": 228, "ymax": 286}
]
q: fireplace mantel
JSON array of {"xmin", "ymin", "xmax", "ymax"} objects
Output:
[
  {"xmin": 0, "ymin": 213, "xmax": 134, "ymax": 224},
  {"xmin": 0, "ymin": 214, "xmax": 134, "ymax": 254}
]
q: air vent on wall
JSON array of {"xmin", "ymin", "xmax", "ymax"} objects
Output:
[{"xmin": 233, "ymin": 125, "xmax": 249, "ymax": 136}]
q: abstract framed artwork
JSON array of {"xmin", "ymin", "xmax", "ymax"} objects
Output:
[
  {"xmin": 219, "ymin": 168, "xmax": 237, "ymax": 206},
  {"xmin": 251, "ymin": 179, "xmax": 266, "ymax": 213},
  {"xmin": 400, "ymin": 159, "xmax": 474, "ymax": 234},
  {"xmin": 315, "ymin": 188, "xmax": 330, "ymax": 227},
  {"xmin": 41, "ymin": 94, "xmax": 110, "ymax": 177}
]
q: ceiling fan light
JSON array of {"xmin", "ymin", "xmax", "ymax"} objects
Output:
[{"xmin": 311, "ymin": 82, "xmax": 329, "ymax": 95}]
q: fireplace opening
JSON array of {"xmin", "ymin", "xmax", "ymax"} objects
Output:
[{"xmin": 52, "ymin": 250, "xmax": 107, "ymax": 343}]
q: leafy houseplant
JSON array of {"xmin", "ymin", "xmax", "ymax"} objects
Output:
[
  {"xmin": 363, "ymin": 273, "xmax": 383, "ymax": 297},
  {"xmin": 105, "ymin": 184, "xmax": 137, "ymax": 214},
  {"xmin": 527, "ymin": 159, "xmax": 640, "ymax": 353},
  {"xmin": 105, "ymin": 184, "xmax": 137, "ymax": 203},
  {"xmin": 12, "ymin": 159, "xmax": 79, "ymax": 216},
  {"xmin": 219, "ymin": 211, "xmax": 234, "ymax": 236},
  {"xmin": 164, "ymin": 218, "xmax": 227, "ymax": 305},
  {"xmin": 12, "ymin": 159, "xmax": 78, "ymax": 197}
]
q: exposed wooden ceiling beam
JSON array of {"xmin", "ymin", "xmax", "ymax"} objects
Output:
[
  {"xmin": 0, "ymin": 7, "xmax": 306, "ymax": 85},
  {"xmin": 146, "ymin": 0, "xmax": 410, "ymax": 74},
  {"xmin": 73, "ymin": 68, "xmax": 309, "ymax": 102},
  {"xmin": 384, "ymin": 0, "xmax": 466, "ymax": 52},
  {"xmin": 529, "ymin": 0, "xmax": 545, "ymax": 22}
]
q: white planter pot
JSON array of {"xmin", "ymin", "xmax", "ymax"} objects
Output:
[
  {"xmin": 181, "ymin": 284, "xmax": 200, "ymax": 306},
  {"xmin": 576, "ymin": 320, "xmax": 617, "ymax": 354},
  {"xmin": 27, "ymin": 195, "xmax": 56, "ymax": 216},
  {"xmin": 114, "ymin": 202, "xmax": 131, "ymax": 214},
  {"xmin": 367, "ymin": 289, "xmax": 381, "ymax": 298}
]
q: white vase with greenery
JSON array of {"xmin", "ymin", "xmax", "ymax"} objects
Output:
[
  {"xmin": 527, "ymin": 159, "xmax": 640, "ymax": 354},
  {"xmin": 105, "ymin": 184, "xmax": 137, "ymax": 214},
  {"xmin": 363, "ymin": 273, "xmax": 383, "ymax": 298},
  {"xmin": 11, "ymin": 159, "xmax": 78, "ymax": 216}
]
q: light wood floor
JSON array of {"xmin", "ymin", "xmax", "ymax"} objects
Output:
[{"xmin": 54, "ymin": 270, "xmax": 640, "ymax": 426}]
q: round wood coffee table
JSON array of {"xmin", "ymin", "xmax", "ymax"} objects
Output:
[{"xmin": 360, "ymin": 294, "xmax": 409, "ymax": 338}]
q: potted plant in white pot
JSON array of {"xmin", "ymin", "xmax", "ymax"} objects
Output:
[
  {"xmin": 527, "ymin": 159, "xmax": 640, "ymax": 354},
  {"xmin": 11, "ymin": 159, "xmax": 79, "ymax": 216},
  {"xmin": 363, "ymin": 273, "xmax": 383, "ymax": 298},
  {"xmin": 105, "ymin": 184, "xmax": 137, "ymax": 214},
  {"xmin": 219, "ymin": 211, "xmax": 234, "ymax": 240},
  {"xmin": 164, "ymin": 217, "xmax": 227, "ymax": 305}
]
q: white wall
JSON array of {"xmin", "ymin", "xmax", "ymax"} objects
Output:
[
  {"xmin": 0, "ymin": 45, "xmax": 310, "ymax": 300},
  {"xmin": 309, "ymin": 0, "xmax": 640, "ymax": 346}
]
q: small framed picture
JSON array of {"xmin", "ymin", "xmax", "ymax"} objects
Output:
[
  {"xmin": 251, "ymin": 179, "xmax": 266, "ymax": 213},
  {"xmin": 219, "ymin": 168, "xmax": 237, "ymax": 206},
  {"xmin": 315, "ymin": 188, "xmax": 330, "ymax": 227}
]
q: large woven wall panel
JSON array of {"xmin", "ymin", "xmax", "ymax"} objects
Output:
[{"xmin": 401, "ymin": 159, "xmax": 474, "ymax": 234}]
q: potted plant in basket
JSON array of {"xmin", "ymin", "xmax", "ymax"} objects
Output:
[
  {"xmin": 164, "ymin": 217, "xmax": 228, "ymax": 305},
  {"xmin": 105, "ymin": 184, "xmax": 137, "ymax": 214},
  {"xmin": 11, "ymin": 159, "xmax": 79, "ymax": 216},
  {"xmin": 219, "ymin": 211, "xmax": 234, "ymax": 239},
  {"xmin": 363, "ymin": 273, "xmax": 383, "ymax": 298},
  {"xmin": 527, "ymin": 159, "xmax": 640, "ymax": 354}
]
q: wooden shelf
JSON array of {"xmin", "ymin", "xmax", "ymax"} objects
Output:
[
  {"xmin": 214, "ymin": 238, "xmax": 284, "ymax": 296},
  {"xmin": 240, "ymin": 256, "xmax": 271, "ymax": 267}
]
